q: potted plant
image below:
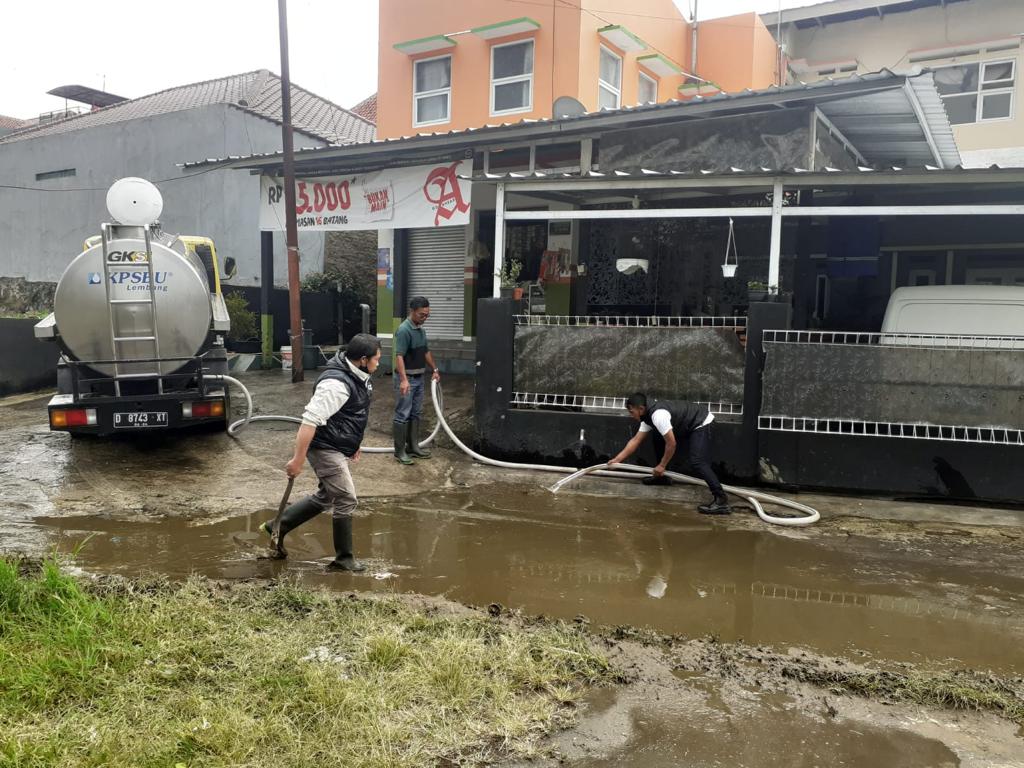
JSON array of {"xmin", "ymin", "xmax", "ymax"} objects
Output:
[
  {"xmin": 224, "ymin": 291, "xmax": 261, "ymax": 352},
  {"xmin": 499, "ymin": 259, "xmax": 522, "ymax": 298},
  {"xmin": 747, "ymin": 280, "xmax": 771, "ymax": 303}
]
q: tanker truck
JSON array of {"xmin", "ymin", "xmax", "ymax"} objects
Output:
[{"xmin": 34, "ymin": 178, "xmax": 237, "ymax": 436}]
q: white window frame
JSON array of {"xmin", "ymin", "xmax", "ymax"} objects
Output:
[
  {"xmin": 598, "ymin": 45, "xmax": 622, "ymax": 110},
  {"xmin": 412, "ymin": 53, "xmax": 452, "ymax": 128},
  {"xmin": 934, "ymin": 57, "xmax": 1016, "ymax": 125},
  {"xmin": 490, "ymin": 39, "xmax": 535, "ymax": 117},
  {"xmin": 638, "ymin": 71, "xmax": 658, "ymax": 105}
]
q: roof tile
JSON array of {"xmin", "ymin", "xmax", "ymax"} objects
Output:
[{"xmin": 0, "ymin": 71, "xmax": 375, "ymax": 145}]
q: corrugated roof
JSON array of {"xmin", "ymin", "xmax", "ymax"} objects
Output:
[
  {"xmin": 0, "ymin": 70, "xmax": 376, "ymax": 146},
  {"xmin": 462, "ymin": 165, "xmax": 1023, "ymax": 181},
  {"xmin": 178, "ymin": 70, "xmax": 960, "ymax": 172},
  {"xmin": 761, "ymin": 0, "xmax": 971, "ymax": 29}
]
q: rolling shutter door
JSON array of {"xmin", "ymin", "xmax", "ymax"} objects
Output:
[{"xmin": 406, "ymin": 227, "xmax": 466, "ymax": 340}]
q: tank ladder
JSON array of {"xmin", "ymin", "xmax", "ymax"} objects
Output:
[{"xmin": 99, "ymin": 224, "xmax": 163, "ymax": 396}]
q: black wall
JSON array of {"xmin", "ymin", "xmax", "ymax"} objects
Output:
[
  {"xmin": 0, "ymin": 319, "xmax": 60, "ymax": 396},
  {"xmin": 759, "ymin": 430, "xmax": 1023, "ymax": 502},
  {"xmin": 230, "ymin": 286, "xmax": 351, "ymax": 347}
]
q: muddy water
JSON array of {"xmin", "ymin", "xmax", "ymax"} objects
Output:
[
  {"xmin": 565, "ymin": 687, "xmax": 960, "ymax": 768},
  {"xmin": 29, "ymin": 482, "xmax": 1024, "ymax": 674}
]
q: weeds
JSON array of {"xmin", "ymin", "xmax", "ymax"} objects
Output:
[
  {"xmin": 784, "ymin": 665, "xmax": 1024, "ymax": 724},
  {"xmin": 0, "ymin": 557, "xmax": 613, "ymax": 767}
]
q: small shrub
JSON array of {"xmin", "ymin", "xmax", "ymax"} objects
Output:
[{"xmin": 224, "ymin": 291, "xmax": 257, "ymax": 341}]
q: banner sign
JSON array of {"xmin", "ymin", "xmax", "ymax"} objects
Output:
[{"xmin": 259, "ymin": 159, "xmax": 472, "ymax": 232}]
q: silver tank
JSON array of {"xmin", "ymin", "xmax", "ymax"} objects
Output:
[{"xmin": 54, "ymin": 226, "xmax": 214, "ymax": 377}]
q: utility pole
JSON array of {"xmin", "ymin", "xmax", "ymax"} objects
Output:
[
  {"xmin": 776, "ymin": 0, "xmax": 784, "ymax": 87},
  {"xmin": 690, "ymin": 0, "xmax": 698, "ymax": 77},
  {"xmin": 278, "ymin": 0, "xmax": 303, "ymax": 382}
]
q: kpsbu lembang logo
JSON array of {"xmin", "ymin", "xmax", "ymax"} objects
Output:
[{"xmin": 87, "ymin": 272, "xmax": 102, "ymax": 285}]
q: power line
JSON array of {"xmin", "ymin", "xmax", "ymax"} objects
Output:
[
  {"xmin": 502, "ymin": 0, "xmax": 784, "ymax": 29},
  {"xmin": 0, "ymin": 161, "xmax": 228, "ymax": 194},
  {"xmin": 550, "ymin": 0, "xmax": 706, "ymax": 82}
]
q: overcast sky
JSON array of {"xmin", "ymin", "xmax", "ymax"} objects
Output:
[{"xmin": 2, "ymin": 0, "xmax": 808, "ymax": 119}]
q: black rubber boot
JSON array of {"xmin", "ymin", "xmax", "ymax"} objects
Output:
[
  {"xmin": 327, "ymin": 516, "xmax": 366, "ymax": 572},
  {"xmin": 407, "ymin": 418, "xmax": 431, "ymax": 459},
  {"xmin": 642, "ymin": 475, "xmax": 672, "ymax": 486},
  {"xmin": 393, "ymin": 423, "xmax": 414, "ymax": 464},
  {"xmin": 698, "ymin": 494, "xmax": 732, "ymax": 515},
  {"xmin": 259, "ymin": 496, "xmax": 323, "ymax": 558}
]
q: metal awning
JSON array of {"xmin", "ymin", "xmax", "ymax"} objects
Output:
[
  {"xmin": 815, "ymin": 73, "xmax": 959, "ymax": 168},
  {"xmin": 178, "ymin": 71, "xmax": 958, "ymax": 173}
]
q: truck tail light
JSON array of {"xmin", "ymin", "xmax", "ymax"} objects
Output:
[
  {"xmin": 50, "ymin": 408, "xmax": 97, "ymax": 428},
  {"xmin": 183, "ymin": 399, "xmax": 225, "ymax": 419}
]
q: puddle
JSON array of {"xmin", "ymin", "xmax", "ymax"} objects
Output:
[
  {"xmin": 567, "ymin": 691, "xmax": 961, "ymax": 768},
  {"xmin": 25, "ymin": 483, "xmax": 1024, "ymax": 673}
]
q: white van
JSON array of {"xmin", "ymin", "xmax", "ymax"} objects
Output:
[{"xmin": 881, "ymin": 285, "xmax": 1024, "ymax": 347}]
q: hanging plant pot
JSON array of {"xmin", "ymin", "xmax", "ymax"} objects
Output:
[{"xmin": 721, "ymin": 217, "xmax": 739, "ymax": 280}]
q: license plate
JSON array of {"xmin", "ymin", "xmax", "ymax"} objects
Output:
[{"xmin": 114, "ymin": 411, "xmax": 168, "ymax": 428}]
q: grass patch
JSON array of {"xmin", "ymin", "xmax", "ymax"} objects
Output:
[
  {"xmin": 0, "ymin": 557, "xmax": 613, "ymax": 767},
  {"xmin": 782, "ymin": 664, "xmax": 1024, "ymax": 725}
]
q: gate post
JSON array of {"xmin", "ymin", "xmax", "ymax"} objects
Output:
[
  {"xmin": 475, "ymin": 298, "xmax": 516, "ymax": 452},
  {"xmin": 741, "ymin": 302, "xmax": 791, "ymax": 480}
]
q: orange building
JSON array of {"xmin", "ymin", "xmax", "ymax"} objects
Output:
[{"xmin": 377, "ymin": 0, "xmax": 780, "ymax": 140}]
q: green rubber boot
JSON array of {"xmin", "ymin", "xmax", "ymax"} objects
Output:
[
  {"xmin": 407, "ymin": 418, "xmax": 431, "ymax": 459},
  {"xmin": 259, "ymin": 496, "xmax": 322, "ymax": 558},
  {"xmin": 393, "ymin": 423, "xmax": 414, "ymax": 465},
  {"xmin": 326, "ymin": 516, "xmax": 366, "ymax": 572}
]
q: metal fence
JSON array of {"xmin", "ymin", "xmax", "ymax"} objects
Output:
[
  {"xmin": 761, "ymin": 329, "xmax": 1024, "ymax": 445},
  {"xmin": 511, "ymin": 391, "xmax": 743, "ymax": 415},
  {"xmin": 765, "ymin": 329, "xmax": 1024, "ymax": 350},
  {"xmin": 515, "ymin": 315, "xmax": 747, "ymax": 328}
]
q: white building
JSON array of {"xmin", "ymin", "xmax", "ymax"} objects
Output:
[{"xmin": 762, "ymin": 0, "xmax": 1024, "ymax": 167}]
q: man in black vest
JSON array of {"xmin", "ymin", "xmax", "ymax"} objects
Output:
[
  {"xmin": 608, "ymin": 392, "xmax": 731, "ymax": 515},
  {"xmin": 259, "ymin": 334, "xmax": 382, "ymax": 570}
]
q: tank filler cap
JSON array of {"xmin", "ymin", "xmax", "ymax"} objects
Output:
[{"xmin": 106, "ymin": 177, "xmax": 163, "ymax": 225}]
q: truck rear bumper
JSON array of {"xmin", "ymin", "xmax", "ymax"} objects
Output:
[{"xmin": 47, "ymin": 390, "xmax": 229, "ymax": 435}]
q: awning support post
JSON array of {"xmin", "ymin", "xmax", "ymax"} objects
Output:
[
  {"xmin": 493, "ymin": 182, "xmax": 506, "ymax": 298},
  {"xmin": 769, "ymin": 178, "xmax": 784, "ymax": 294}
]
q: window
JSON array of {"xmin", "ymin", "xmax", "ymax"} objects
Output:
[
  {"xmin": 598, "ymin": 46, "xmax": 622, "ymax": 109},
  {"xmin": 35, "ymin": 168, "xmax": 76, "ymax": 181},
  {"xmin": 491, "ymin": 40, "xmax": 534, "ymax": 115},
  {"xmin": 413, "ymin": 55, "xmax": 451, "ymax": 126},
  {"xmin": 934, "ymin": 59, "xmax": 1015, "ymax": 125},
  {"xmin": 638, "ymin": 72, "xmax": 657, "ymax": 104}
]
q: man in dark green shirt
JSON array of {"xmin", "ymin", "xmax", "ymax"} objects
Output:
[{"xmin": 393, "ymin": 296, "xmax": 440, "ymax": 464}]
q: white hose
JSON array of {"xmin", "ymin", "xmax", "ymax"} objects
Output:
[
  {"xmin": 549, "ymin": 463, "xmax": 820, "ymax": 526},
  {"xmin": 428, "ymin": 379, "xmax": 819, "ymax": 527},
  {"xmin": 209, "ymin": 374, "xmax": 439, "ymax": 452},
  {"xmin": 208, "ymin": 374, "xmax": 819, "ymax": 526}
]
